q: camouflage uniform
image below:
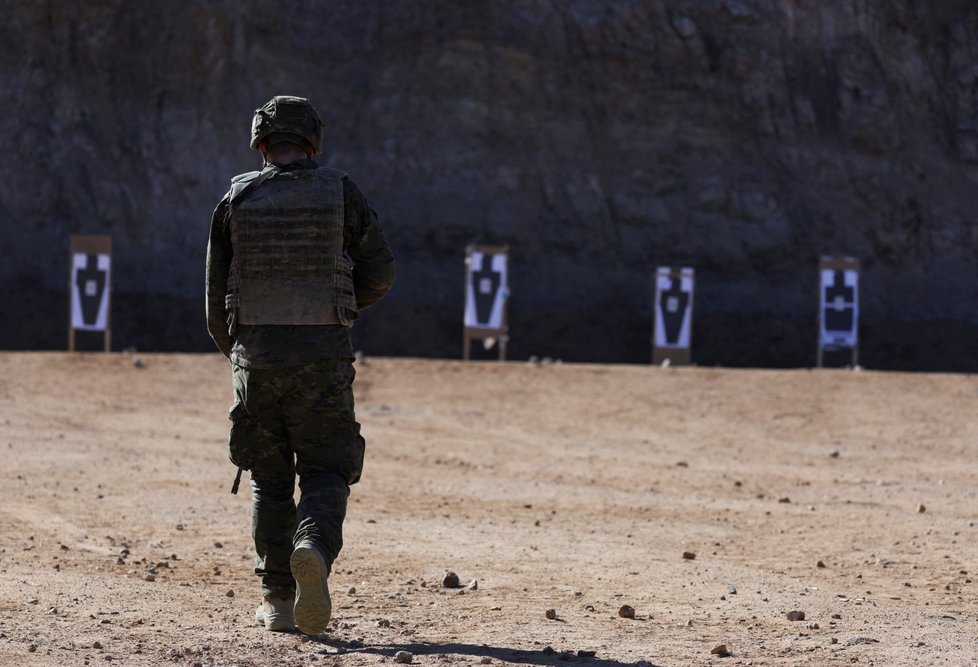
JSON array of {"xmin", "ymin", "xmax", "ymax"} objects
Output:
[{"xmin": 206, "ymin": 102, "xmax": 394, "ymax": 604}]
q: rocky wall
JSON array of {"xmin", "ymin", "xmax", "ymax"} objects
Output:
[{"xmin": 2, "ymin": 0, "xmax": 978, "ymax": 369}]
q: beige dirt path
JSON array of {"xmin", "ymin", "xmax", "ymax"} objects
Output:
[{"xmin": 0, "ymin": 353, "xmax": 976, "ymax": 666}]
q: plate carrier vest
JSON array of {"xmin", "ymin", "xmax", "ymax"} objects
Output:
[{"xmin": 227, "ymin": 166, "xmax": 357, "ymax": 325}]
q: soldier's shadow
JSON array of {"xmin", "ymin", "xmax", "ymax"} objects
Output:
[{"xmin": 308, "ymin": 636, "xmax": 655, "ymax": 667}]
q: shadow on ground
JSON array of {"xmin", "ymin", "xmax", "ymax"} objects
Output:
[{"xmin": 302, "ymin": 637, "xmax": 658, "ymax": 667}]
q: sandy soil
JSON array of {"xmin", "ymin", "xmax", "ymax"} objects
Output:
[{"xmin": 1, "ymin": 353, "xmax": 977, "ymax": 667}]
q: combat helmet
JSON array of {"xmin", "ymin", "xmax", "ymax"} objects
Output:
[{"xmin": 250, "ymin": 95, "xmax": 324, "ymax": 154}]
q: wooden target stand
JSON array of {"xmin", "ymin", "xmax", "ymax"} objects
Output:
[
  {"xmin": 463, "ymin": 244, "xmax": 509, "ymax": 361},
  {"xmin": 816, "ymin": 256, "xmax": 859, "ymax": 368},
  {"xmin": 68, "ymin": 235, "xmax": 112, "ymax": 352}
]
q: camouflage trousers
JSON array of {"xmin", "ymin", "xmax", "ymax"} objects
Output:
[{"xmin": 228, "ymin": 359, "xmax": 364, "ymax": 599}]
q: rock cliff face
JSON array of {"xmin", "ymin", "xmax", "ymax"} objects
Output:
[{"xmin": 3, "ymin": 0, "xmax": 978, "ymax": 369}]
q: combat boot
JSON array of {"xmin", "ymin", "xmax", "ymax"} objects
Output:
[
  {"xmin": 255, "ymin": 594, "xmax": 295, "ymax": 632},
  {"xmin": 290, "ymin": 541, "xmax": 332, "ymax": 635}
]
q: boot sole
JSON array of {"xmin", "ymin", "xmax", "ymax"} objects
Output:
[{"xmin": 291, "ymin": 544, "xmax": 331, "ymax": 635}]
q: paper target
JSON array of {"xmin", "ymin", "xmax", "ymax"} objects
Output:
[
  {"xmin": 654, "ymin": 267, "xmax": 694, "ymax": 350},
  {"xmin": 464, "ymin": 250, "xmax": 508, "ymax": 331},
  {"xmin": 71, "ymin": 252, "xmax": 111, "ymax": 331}
]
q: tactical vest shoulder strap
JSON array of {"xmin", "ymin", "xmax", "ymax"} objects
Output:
[
  {"xmin": 315, "ymin": 166, "xmax": 348, "ymax": 180},
  {"xmin": 222, "ymin": 166, "xmax": 277, "ymax": 232}
]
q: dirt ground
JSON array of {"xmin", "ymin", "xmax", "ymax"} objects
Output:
[{"xmin": 1, "ymin": 353, "xmax": 977, "ymax": 667}]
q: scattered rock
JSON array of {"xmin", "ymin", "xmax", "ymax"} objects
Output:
[
  {"xmin": 347, "ymin": 587, "xmax": 357, "ymax": 595},
  {"xmin": 618, "ymin": 605, "xmax": 635, "ymax": 619},
  {"xmin": 806, "ymin": 622, "xmax": 820, "ymax": 630},
  {"xmin": 143, "ymin": 573, "xmax": 156, "ymax": 582},
  {"xmin": 778, "ymin": 497, "xmax": 791, "ymax": 503},
  {"xmin": 682, "ymin": 551, "xmax": 696, "ymax": 560},
  {"xmin": 175, "ymin": 524, "xmax": 184, "ymax": 531},
  {"xmin": 545, "ymin": 608, "xmax": 557, "ymax": 620},
  {"xmin": 467, "ymin": 579, "xmax": 478, "ymax": 590},
  {"xmin": 846, "ymin": 637, "xmax": 879, "ymax": 646},
  {"xmin": 92, "ymin": 641, "xmax": 102, "ymax": 649},
  {"xmin": 829, "ymin": 449, "xmax": 840, "ymax": 458},
  {"xmin": 480, "ymin": 658, "xmax": 492, "ymax": 665},
  {"xmin": 28, "ymin": 644, "xmax": 37, "ymax": 653},
  {"xmin": 376, "ymin": 619, "xmax": 391, "ymax": 628},
  {"xmin": 816, "ymin": 560, "xmax": 826, "ymax": 568},
  {"xmin": 443, "ymin": 572, "xmax": 460, "ymax": 588},
  {"xmin": 830, "ymin": 637, "xmax": 838, "ymax": 645},
  {"xmin": 727, "ymin": 586, "xmax": 737, "ymax": 595},
  {"xmin": 917, "ymin": 504, "xmax": 926, "ymax": 513},
  {"xmin": 786, "ymin": 610, "xmax": 806, "ymax": 621},
  {"xmin": 710, "ymin": 644, "xmax": 731, "ymax": 657},
  {"xmin": 132, "ymin": 357, "xmax": 144, "ymax": 368},
  {"xmin": 214, "ymin": 541, "xmax": 223, "ymax": 548},
  {"xmin": 394, "ymin": 650, "xmax": 413, "ymax": 663},
  {"xmin": 225, "ymin": 589, "xmax": 234, "ymax": 598}
]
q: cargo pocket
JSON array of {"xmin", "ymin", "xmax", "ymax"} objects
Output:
[{"xmin": 228, "ymin": 403, "xmax": 259, "ymax": 471}]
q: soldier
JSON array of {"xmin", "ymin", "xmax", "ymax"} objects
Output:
[{"xmin": 205, "ymin": 96, "xmax": 395, "ymax": 634}]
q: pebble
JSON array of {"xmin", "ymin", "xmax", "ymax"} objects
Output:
[
  {"xmin": 214, "ymin": 541, "xmax": 223, "ymax": 548},
  {"xmin": 786, "ymin": 610, "xmax": 806, "ymax": 621},
  {"xmin": 545, "ymin": 608, "xmax": 557, "ymax": 620},
  {"xmin": 806, "ymin": 622, "xmax": 820, "ymax": 630},
  {"xmin": 480, "ymin": 658, "xmax": 492, "ymax": 665},
  {"xmin": 618, "ymin": 605, "xmax": 635, "ymax": 619},
  {"xmin": 467, "ymin": 579, "xmax": 478, "ymax": 590},
  {"xmin": 443, "ymin": 572, "xmax": 460, "ymax": 588},
  {"xmin": 394, "ymin": 650, "xmax": 413, "ymax": 664},
  {"xmin": 225, "ymin": 590, "xmax": 234, "ymax": 598},
  {"xmin": 348, "ymin": 587, "xmax": 357, "ymax": 595},
  {"xmin": 917, "ymin": 504, "xmax": 926, "ymax": 513},
  {"xmin": 143, "ymin": 573, "xmax": 156, "ymax": 582},
  {"xmin": 710, "ymin": 644, "xmax": 731, "ymax": 657},
  {"xmin": 817, "ymin": 560, "xmax": 826, "ymax": 568},
  {"xmin": 92, "ymin": 641, "xmax": 102, "ymax": 649},
  {"xmin": 682, "ymin": 551, "xmax": 696, "ymax": 560},
  {"xmin": 376, "ymin": 619, "xmax": 391, "ymax": 628}
]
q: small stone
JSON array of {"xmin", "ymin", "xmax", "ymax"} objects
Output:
[
  {"xmin": 618, "ymin": 605, "xmax": 635, "ymax": 619},
  {"xmin": 132, "ymin": 357, "xmax": 144, "ymax": 368},
  {"xmin": 376, "ymin": 619, "xmax": 391, "ymax": 628},
  {"xmin": 830, "ymin": 637, "xmax": 838, "ymax": 645},
  {"xmin": 786, "ymin": 610, "xmax": 806, "ymax": 621},
  {"xmin": 347, "ymin": 586, "xmax": 357, "ymax": 595},
  {"xmin": 829, "ymin": 449, "xmax": 840, "ymax": 458},
  {"xmin": 806, "ymin": 622, "xmax": 820, "ymax": 630},
  {"xmin": 28, "ymin": 645, "xmax": 37, "ymax": 653},
  {"xmin": 917, "ymin": 504, "xmax": 926, "ymax": 513},
  {"xmin": 92, "ymin": 641, "xmax": 102, "ymax": 649},
  {"xmin": 394, "ymin": 650, "xmax": 413, "ymax": 664},
  {"xmin": 143, "ymin": 573, "xmax": 156, "ymax": 582},
  {"xmin": 682, "ymin": 551, "xmax": 696, "ymax": 560},
  {"xmin": 443, "ymin": 572, "xmax": 460, "ymax": 588},
  {"xmin": 175, "ymin": 524, "xmax": 184, "ymax": 531},
  {"xmin": 467, "ymin": 579, "xmax": 478, "ymax": 590},
  {"xmin": 225, "ymin": 590, "xmax": 234, "ymax": 598},
  {"xmin": 778, "ymin": 497, "xmax": 791, "ymax": 503},
  {"xmin": 545, "ymin": 608, "xmax": 557, "ymax": 620},
  {"xmin": 710, "ymin": 644, "xmax": 731, "ymax": 657},
  {"xmin": 817, "ymin": 560, "xmax": 826, "ymax": 568},
  {"xmin": 727, "ymin": 586, "xmax": 737, "ymax": 595},
  {"xmin": 831, "ymin": 614, "xmax": 842, "ymax": 619},
  {"xmin": 480, "ymin": 659, "xmax": 492, "ymax": 665},
  {"xmin": 214, "ymin": 541, "xmax": 223, "ymax": 548}
]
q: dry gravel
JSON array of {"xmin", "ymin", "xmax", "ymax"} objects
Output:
[{"xmin": 1, "ymin": 353, "xmax": 977, "ymax": 666}]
